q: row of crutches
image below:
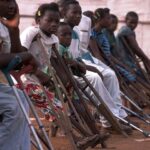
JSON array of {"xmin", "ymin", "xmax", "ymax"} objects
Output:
[
  {"xmin": 88, "ymin": 38, "xmax": 150, "ymax": 128},
  {"xmin": 2, "ymin": 42, "xmax": 150, "ymax": 150},
  {"xmin": 51, "ymin": 45, "xmax": 150, "ymax": 137}
]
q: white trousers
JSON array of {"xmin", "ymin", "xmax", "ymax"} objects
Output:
[{"xmin": 79, "ymin": 57, "xmax": 127, "ymax": 127}]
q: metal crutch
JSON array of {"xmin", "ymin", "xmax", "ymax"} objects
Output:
[
  {"xmin": 2, "ymin": 56, "xmax": 44, "ymax": 150},
  {"xmin": 11, "ymin": 65, "xmax": 54, "ymax": 150}
]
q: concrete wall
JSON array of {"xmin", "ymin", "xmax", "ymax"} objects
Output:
[{"xmin": 16, "ymin": 0, "xmax": 150, "ymax": 57}]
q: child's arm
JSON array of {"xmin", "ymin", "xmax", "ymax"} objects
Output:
[
  {"xmin": 0, "ymin": 52, "xmax": 37, "ymax": 71},
  {"xmin": 35, "ymin": 69, "xmax": 52, "ymax": 86},
  {"xmin": 64, "ymin": 58, "xmax": 86, "ymax": 75},
  {"xmin": 89, "ymin": 38, "xmax": 105, "ymax": 61},
  {"xmin": 1, "ymin": 6, "xmax": 24, "ymax": 53},
  {"xmin": 126, "ymin": 35, "xmax": 150, "ymax": 62}
]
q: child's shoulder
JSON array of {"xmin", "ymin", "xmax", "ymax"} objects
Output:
[
  {"xmin": 21, "ymin": 26, "xmax": 39, "ymax": 36},
  {"xmin": 118, "ymin": 26, "xmax": 134, "ymax": 36}
]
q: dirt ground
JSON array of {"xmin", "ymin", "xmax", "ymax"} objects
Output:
[
  {"xmin": 50, "ymin": 120, "xmax": 150, "ymax": 150},
  {"xmin": 32, "ymin": 109, "xmax": 150, "ymax": 150},
  {"xmin": 1, "ymin": 75, "xmax": 149, "ymax": 150}
]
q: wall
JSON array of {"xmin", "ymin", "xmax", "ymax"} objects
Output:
[{"xmin": 16, "ymin": 0, "xmax": 150, "ymax": 57}]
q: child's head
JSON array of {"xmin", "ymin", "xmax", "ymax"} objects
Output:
[
  {"xmin": 125, "ymin": 11, "xmax": 138, "ymax": 30},
  {"xmin": 35, "ymin": 3, "xmax": 60, "ymax": 36},
  {"xmin": 0, "ymin": 0, "xmax": 17, "ymax": 20},
  {"xmin": 83, "ymin": 10, "xmax": 95, "ymax": 27},
  {"xmin": 63, "ymin": 0, "xmax": 82, "ymax": 28},
  {"xmin": 57, "ymin": 0, "xmax": 69, "ymax": 18},
  {"xmin": 94, "ymin": 8, "xmax": 110, "ymax": 28},
  {"xmin": 107, "ymin": 14, "xmax": 118, "ymax": 32},
  {"xmin": 57, "ymin": 22, "xmax": 72, "ymax": 47}
]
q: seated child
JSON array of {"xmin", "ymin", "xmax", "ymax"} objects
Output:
[
  {"xmin": 102, "ymin": 14, "xmax": 136, "ymax": 82},
  {"xmin": 59, "ymin": 0, "xmax": 132, "ymax": 132},
  {"xmin": 116, "ymin": 11, "xmax": 150, "ymax": 77},
  {"xmin": 0, "ymin": 0, "xmax": 38, "ymax": 149}
]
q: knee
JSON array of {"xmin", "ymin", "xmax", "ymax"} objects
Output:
[
  {"xmin": 104, "ymin": 69, "xmax": 117, "ymax": 79},
  {"xmin": 92, "ymin": 73, "xmax": 103, "ymax": 84}
]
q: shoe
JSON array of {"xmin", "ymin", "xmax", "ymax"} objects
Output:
[
  {"xmin": 91, "ymin": 132, "xmax": 110, "ymax": 148},
  {"xmin": 120, "ymin": 123, "xmax": 133, "ymax": 135},
  {"xmin": 77, "ymin": 134, "xmax": 99, "ymax": 149}
]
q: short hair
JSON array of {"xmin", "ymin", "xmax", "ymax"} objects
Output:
[
  {"xmin": 35, "ymin": 2, "xmax": 59, "ymax": 23},
  {"xmin": 94, "ymin": 8, "xmax": 110, "ymax": 21},
  {"xmin": 125, "ymin": 11, "xmax": 138, "ymax": 20},
  {"xmin": 110, "ymin": 14, "xmax": 118, "ymax": 22},
  {"xmin": 63, "ymin": 0, "xmax": 79, "ymax": 10},
  {"xmin": 83, "ymin": 11, "xmax": 94, "ymax": 19}
]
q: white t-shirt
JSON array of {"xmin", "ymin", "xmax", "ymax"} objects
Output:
[
  {"xmin": 20, "ymin": 26, "xmax": 59, "ymax": 71},
  {"xmin": 75, "ymin": 15, "xmax": 92, "ymax": 50},
  {"xmin": 0, "ymin": 22, "xmax": 11, "ymax": 53}
]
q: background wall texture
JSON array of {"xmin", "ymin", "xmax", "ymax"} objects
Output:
[{"xmin": 16, "ymin": 0, "xmax": 150, "ymax": 57}]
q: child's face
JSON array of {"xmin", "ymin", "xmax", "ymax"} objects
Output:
[
  {"xmin": 0, "ymin": 0, "xmax": 17, "ymax": 19},
  {"xmin": 65, "ymin": 4, "xmax": 82, "ymax": 27},
  {"xmin": 126, "ymin": 16, "xmax": 138, "ymax": 30},
  {"xmin": 38, "ymin": 10, "xmax": 60, "ymax": 35},
  {"xmin": 57, "ymin": 25, "xmax": 72, "ymax": 47},
  {"xmin": 101, "ymin": 14, "xmax": 111, "ymax": 28},
  {"xmin": 108, "ymin": 18, "xmax": 118, "ymax": 32}
]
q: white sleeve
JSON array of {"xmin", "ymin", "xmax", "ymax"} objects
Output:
[{"xmin": 20, "ymin": 26, "xmax": 39, "ymax": 50}]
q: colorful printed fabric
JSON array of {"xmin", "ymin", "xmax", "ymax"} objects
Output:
[{"xmin": 16, "ymin": 82, "xmax": 63, "ymax": 122}]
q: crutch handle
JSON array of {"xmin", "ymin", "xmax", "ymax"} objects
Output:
[
  {"xmin": 2, "ymin": 56, "xmax": 22, "ymax": 86},
  {"xmin": 2, "ymin": 55, "xmax": 22, "ymax": 73}
]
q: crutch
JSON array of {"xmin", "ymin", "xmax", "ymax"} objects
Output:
[
  {"xmin": 10, "ymin": 65, "xmax": 54, "ymax": 150},
  {"xmin": 1, "ymin": 56, "xmax": 44, "ymax": 150},
  {"xmin": 51, "ymin": 45, "xmax": 109, "ymax": 148},
  {"xmin": 121, "ymin": 106, "xmax": 150, "ymax": 125},
  {"xmin": 116, "ymin": 116, "xmax": 150, "ymax": 137}
]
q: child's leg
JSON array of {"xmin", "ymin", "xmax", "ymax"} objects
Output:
[
  {"xmin": 76, "ymin": 71, "xmax": 119, "ymax": 127},
  {"xmin": 101, "ymin": 68, "xmax": 127, "ymax": 119},
  {"xmin": 0, "ymin": 84, "xmax": 30, "ymax": 150},
  {"xmin": 84, "ymin": 57, "xmax": 127, "ymax": 119}
]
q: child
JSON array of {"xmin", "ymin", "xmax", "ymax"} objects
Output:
[
  {"xmin": 0, "ymin": 0, "xmax": 38, "ymax": 149},
  {"xmin": 62, "ymin": 0, "xmax": 131, "ymax": 133},
  {"xmin": 21, "ymin": 3, "xmax": 60, "ymax": 84},
  {"xmin": 57, "ymin": 22, "xmax": 86, "ymax": 77},
  {"xmin": 20, "ymin": 2, "xmax": 65, "ymax": 135},
  {"xmin": 102, "ymin": 14, "xmax": 136, "ymax": 82},
  {"xmin": 117, "ymin": 11, "xmax": 150, "ymax": 73}
]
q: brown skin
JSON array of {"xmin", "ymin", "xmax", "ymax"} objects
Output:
[
  {"xmin": 107, "ymin": 17, "xmax": 118, "ymax": 33},
  {"xmin": 64, "ymin": 4, "xmax": 82, "ymax": 28},
  {"xmin": 22, "ymin": 10, "xmax": 60, "ymax": 86},
  {"xmin": 57, "ymin": 25, "xmax": 72, "ymax": 47},
  {"xmin": 125, "ymin": 16, "xmax": 150, "ymax": 64},
  {"xmin": 63, "ymin": 4, "xmax": 87, "ymax": 74},
  {"xmin": 0, "ymin": 0, "xmax": 38, "ymax": 71},
  {"xmin": 57, "ymin": 24, "xmax": 86, "ymax": 74},
  {"xmin": 91, "ymin": 13, "xmax": 112, "ymax": 61},
  {"xmin": 37, "ymin": 10, "xmax": 60, "ymax": 37}
]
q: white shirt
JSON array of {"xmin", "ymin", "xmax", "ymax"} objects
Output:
[
  {"xmin": 0, "ymin": 22, "xmax": 11, "ymax": 53},
  {"xmin": 21, "ymin": 26, "xmax": 59, "ymax": 71},
  {"xmin": 75, "ymin": 15, "xmax": 92, "ymax": 50}
]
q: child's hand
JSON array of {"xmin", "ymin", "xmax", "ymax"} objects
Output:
[
  {"xmin": 77, "ymin": 63, "xmax": 86, "ymax": 74},
  {"xmin": 18, "ymin": 52, "xmax": 38, "ymax": 72},
  {"xmin": 0, "ymin": 5, "xmax": 20, "ymax": 28}
]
